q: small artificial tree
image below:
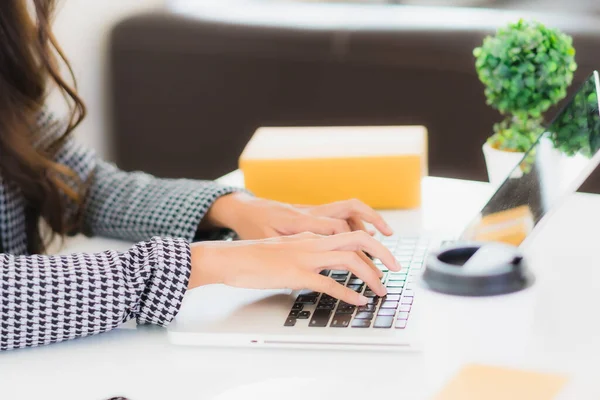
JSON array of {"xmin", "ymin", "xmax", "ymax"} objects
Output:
[{"xmin": 474, "ymin": 19, "xmax": 577, "ymax": 153}]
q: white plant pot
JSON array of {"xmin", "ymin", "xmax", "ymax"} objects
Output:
[{"xmin": 482, "ymin": 142, "xmax": 525, "ymax": 186}]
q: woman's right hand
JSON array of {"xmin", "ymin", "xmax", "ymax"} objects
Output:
[{"xmin": 188, "ymin": 231, "xmax": 401, "ymax": 306}]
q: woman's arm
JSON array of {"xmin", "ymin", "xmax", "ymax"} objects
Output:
[
  {"xmin": 79, "ymin": 159, "xmax": 241, "ymax": 242},
  {"xmin": 0, "ymin": 237, "xmax": 190, "ymax": 351}
]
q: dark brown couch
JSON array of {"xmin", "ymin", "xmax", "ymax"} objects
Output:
[{"xmin": 107, "ymin": 3, "xmax": 600, "ymax": 190}]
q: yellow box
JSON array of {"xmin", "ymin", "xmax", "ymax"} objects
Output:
[{"xmin": 239, "ymin": 126, "xmax": 428, "ymax": 209}]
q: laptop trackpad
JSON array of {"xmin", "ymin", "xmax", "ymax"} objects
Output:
[{"xmin": 171, "ymin": 284, "xmax": 295, "ymax": 332}]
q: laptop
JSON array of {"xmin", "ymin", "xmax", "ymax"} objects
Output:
[{"xmin": 167, "ymin": 71, "xmax": 600, "ymax": 351}]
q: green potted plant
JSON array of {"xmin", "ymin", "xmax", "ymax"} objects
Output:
[{"xmin": 473, "ymin": 19, "xmax": 577, "ymax": 184}]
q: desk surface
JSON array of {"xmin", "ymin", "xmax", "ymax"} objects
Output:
[{"xmin": 2, "ymin": 172, "xmax": 600, "ymax": 399}]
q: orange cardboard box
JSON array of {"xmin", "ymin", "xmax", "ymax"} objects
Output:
[{"xmin": 239, "ymin": 126, "xmax": 428, "ymax": 209}]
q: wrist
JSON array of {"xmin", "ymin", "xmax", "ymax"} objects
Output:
[
  {"xmin": 203, "ymin": 192, "xmax": 253, "ymax": 230},
  {"xmin": 188, "ymin": 243, "xmax": 223, "ymax": 289}
]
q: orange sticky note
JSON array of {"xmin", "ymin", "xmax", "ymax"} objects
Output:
[{"xmin": 433, "ymin": 364, "xmax": 568, "ymax": 400}]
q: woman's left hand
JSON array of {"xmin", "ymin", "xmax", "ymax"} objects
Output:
[{"xmin": 204, "ymin": 192, "xmax": 394, "ymax": 240}]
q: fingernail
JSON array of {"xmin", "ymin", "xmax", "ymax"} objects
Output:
[
  {"xmin": 358, "ymin": 295, "xmax": 368, "ymax": 305},
  {"xmin": 380, "ymin": 287, "xmax": 388, "ymax": 296}
]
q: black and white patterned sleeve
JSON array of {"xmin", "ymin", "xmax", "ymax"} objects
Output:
[
  {"xmin": 0, "ymin": 237, "xmax": 190, "ymax": 351},
  {"xmin": 80, "ymin": 160, "xmax": 242, "ymax": 242}
]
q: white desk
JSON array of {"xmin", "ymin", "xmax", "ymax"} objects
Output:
[{"xmin": 2, "ymin": 172, "xmax": 600, "ymax": 399}]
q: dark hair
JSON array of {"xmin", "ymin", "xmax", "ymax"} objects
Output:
[{"xmin": 0, "ymin": 0, "xmax": 87, "ymax": 253}]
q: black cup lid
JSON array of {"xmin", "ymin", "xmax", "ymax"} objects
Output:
[{"xmin": 422, "ymin": 242, "xmax": 534, "ymax": 296}]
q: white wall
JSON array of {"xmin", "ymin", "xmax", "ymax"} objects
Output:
[{"xmin": 51, "ymin": 0, "xmax": 166, "ymax": 160}]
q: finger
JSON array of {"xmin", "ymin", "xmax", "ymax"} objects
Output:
[
  {"xmin": 313, "ymin": 231, "xmax": 400, "ymax": 272},
  {"xmin": 305, "ymin": 274, "xmax": 368, "ymax": 306},
  {"xmin": 281, "ymin": 232, "xmax": 323, "ymax": 241},
  {"xmin": 348, "ymin": 216, "xmax": 367, "ymax": 233},
  {"xmin": 315, "ymin": 200, "xmax": 394, "ymax": 236},
  {"xmin": 345, "ymin": 200, "xmax": 393, "ymax": 236},
  {"xmin": 314, "ymin": 251, "xmax": 387, "ymax": 296},
  {"xmin": 263, "ymin": 228, "xmax": 282, "ymax": 239},
  {"xmin": 327, "ymin": 218, "xmax": 352, "ymax": 235},
  {"xmin": 357, "ymin": 250, "xmax": 383, "ymax": 279},
  {"xmin": 295, "ymin": 216, "xmax": 352, "ymax": 236}
]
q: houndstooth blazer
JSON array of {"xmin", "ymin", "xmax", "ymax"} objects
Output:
[{"xmin": 0, "ymin": 110, "xmax": 240, "ymax": 351}]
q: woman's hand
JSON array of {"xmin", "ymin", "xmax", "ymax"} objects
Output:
[
  {"xmin": 187, "ymin": 231, "xmax": 400, "ymax": 305},
  {"xmin": 204, "ymin": 192, "xmax": 394, "ymax": 239}
]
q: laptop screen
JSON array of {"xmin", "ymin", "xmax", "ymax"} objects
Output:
[{"xmin": 460, "ymin": 71, "xmax": 600, "ymax": 246}]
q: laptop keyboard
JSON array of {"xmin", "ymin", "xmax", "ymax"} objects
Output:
[{"xmin": 284, "ymin": 235, "xmax": 428, "ymax": 330}]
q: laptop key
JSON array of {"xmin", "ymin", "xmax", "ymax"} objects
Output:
[
  {"xmin": 331, "ymin": 270, "xmax": 348, "ymax": 276},
  {"xmin": 366, "ymin": 297, "xmax": 380, "ymax": 305},
  {"xmin": 363, "ymin": 290, "xmax": 377, "ymax": 298},
  {"xmin": 386, "ymin": 282, "xmax": 404, "ymax": 288},
  {"xmin": 319, "ymin": 299, "xmax": 337, "ymax": 307},
  {"xmin": 381, "ymin": 301, "xmax": 399, "ymax": 309},
  {"xmin": 317, "ymin": 302, "xmax": 336, "ymax": 310},
  {"xmin": 347, "ymin": 284, "xmax": 364, "ymax": 292},
  {"xmin": 387, "ymin": 288, "xmax": 403, "ymax": 294},
  {"xmin": 383, "ymin": 294, "xmax": 401, "ymax": 302},
  {"xmin": 397, "ymin": 244, "xmax": 416, "ymax": 250},
  {"xmin": 284, "ymin": 317, "xmax": 297, "ymax": 327},
  {"xmin": 319, "ymin": 296, "xmax": 337, "ymax": 304},
  {"xmin": 399, "ymin": 304, "xmax": 411, "ymax": 312},
  {"xmin": 348, "ymin": 278, "xmax": 364, "ymax": 285},
  {"xmin": 296, "ymin": 295, "xmax": 318, "ymax": 304},
  {"xmin": 330, "ymin": 314, "xmax": 352, "ymax": 328},
  {"xmin": 357, "ymin": 304, "xmax": 376, "ymax": 313},
  {"xmin": 377, "ymin": 308, "xmax": 396, "ymax": 316},
  {"xmin": 309, "ymin": 309, "xmax": 332, "ymax": 327},
  {"xmin": 336, "ymin": 304, "xmax": 356, "ymax": 314},
  {"xmin": 291, "ymin": 303, "xmax": 304, "ymax": 311},
  {"xmin": 319, "ymin": 269, "xmax": 331, "ymax": 276},
  {"xmin": 354, "ymin": 312, "xmax": 375, "ymax": 320},
  {"xmin": 397, "ymin": 312, "xmax": 410, "ymax": 320},
  {"xmin": 401, "ymin": 297, "xmax": 414, "ymax": 305},
  {"xmin": 373, "ymin": 316, "xmax": 394, "ymax": 328},
  {"xmin": 395, "ymin": 319, "xmax": 408, "ymax": 329},
  {"xmin": 298, "ymin": 311, "xmax": 311, "ymax": 319},
  {"xmin": 351, "ymin": 319, "xmax": 371, "ymax": 328},
  {"xmin": 289, "ymin": 310, "xmax": 300, "ymax": 318}
]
